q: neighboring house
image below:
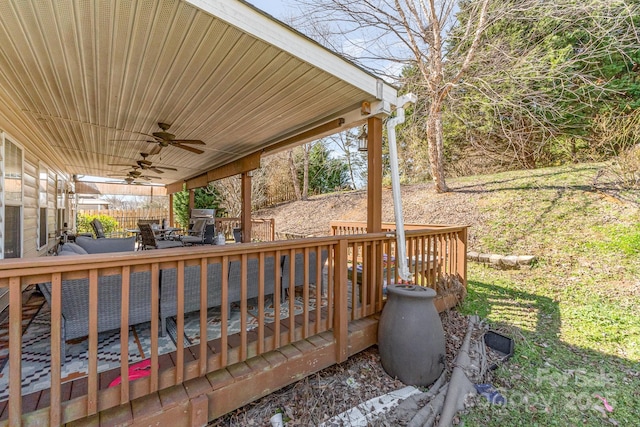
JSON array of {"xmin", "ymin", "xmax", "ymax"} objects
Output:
[{"xmin": 77, "ymin": 198, "xmax": 110, "ymax": 211}]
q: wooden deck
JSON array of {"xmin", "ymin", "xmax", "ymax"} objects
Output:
[
  {"xmin": 0, "ymin": 303, "xmax": 324, "ymax": 415},
  {"xmin": 0, "ymin": 227, "xmax": 467, "ymax": 426}
]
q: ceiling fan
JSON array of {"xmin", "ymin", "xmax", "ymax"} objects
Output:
[
  {"xmin": 108, "ymin": 166, "xmax": 162, "ymax": 181},
  {"xmin": 108, "ymin": 152, "xmax": 178, "ymax": 174},
  {"xmin": 146, "ymin": 122, "xmax": 206, "ymax": 154}
]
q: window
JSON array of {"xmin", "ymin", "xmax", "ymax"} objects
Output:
[
  {"xmin": 4, "ymin": 139, "xmax": 23, "ymax": 258},
  {"xmin": 4, "ymin": 206, "xmax": 21, "ymax": 258},
  {"xmin": 4, "ymin": 139, "xmax": 22, "ymax": 203}
]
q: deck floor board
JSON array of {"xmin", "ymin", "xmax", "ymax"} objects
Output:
[{"xmin": 3, "ymin": 304, "xmax": 332, "ymax": 421}]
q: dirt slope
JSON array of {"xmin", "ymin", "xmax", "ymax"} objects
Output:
[{"xmin": 256, "ymin": 181, "xmax": 487, "ymax": 247}]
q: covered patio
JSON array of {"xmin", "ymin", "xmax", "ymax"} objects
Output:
[{"xmin": 0, "ymin": 0, "xmax": 468, "ymax": 425}]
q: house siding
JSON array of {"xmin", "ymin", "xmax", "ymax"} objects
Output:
[
  {"xmin": 23, "ymin": 155, "xmax": 38, "ymax": 258},
  {"xmin": 0, "ymin": 126, "xmax": 71, "ymax": 313}
]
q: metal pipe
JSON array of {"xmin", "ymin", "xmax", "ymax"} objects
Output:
[{"xmin": 386, "ymin": 93, "xmax": 417, "ymax": 281}]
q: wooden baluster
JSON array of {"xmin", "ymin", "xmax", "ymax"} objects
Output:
[
  {"xmin": 333, "ymin": 239, "xmax": 349, "ymax": 363},
  {"xmin": 258, "ymin": 252, "xmax": 265, "ymax": 355},
  {"xmin": 314, "ymin": 245, "xmax": 322, "ymax": 335},
  {"xmin": 8, "ymin": 278, "xmax": 22, "ymax": 426},
  {"xmin": 50, "ymin": 273, "xmax": 62, "ymax": 424},
  {"xmin": 220, "ymin": 256, "xmax": 229, "ymax": 367},
  {"xmin": 303, "ymin": 247, "xmax": 310, "ymax": 339},
  {"xmin": 150, "ymin": 263, "xmax": 159, "ymax": 392},
  {"xmin": 240, "ymin": 254, "xmax": 248, "ymax": 361},
  {"xmin": 288, "ymin": 249, "xmax": 296, "ymax": 343},
  {"xmin": 199, "ymin": 258, "xmax": 207, "ymax": 376},
  {"xmin": 177, "ymin": 260, "xmax": 185, "ymax": 382},
  {"xmin": 88, "ymin": 269, "xmax": 98, "ymax": 414},
  {"xmin": 326, "ymin": 246, "xmax": 334, "ymax": 331},
  {"xmin": 119, "ymin": 267, "xmax": 130, "ymax": 404},
  {"xmin": 273, "ymin": 250, "xmax": 281, "ymax": 350}
]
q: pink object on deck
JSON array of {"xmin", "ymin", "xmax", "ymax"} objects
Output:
[
  {"xmin": 594, "ymin": 394, "xmax": 614, "ymax": 412},
  {"xmin": 108, "ymin": 359, "xmax": 152, "ymax": 387}
]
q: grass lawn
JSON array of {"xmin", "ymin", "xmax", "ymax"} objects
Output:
[{"xmin": 457, "ymin": 164, "xmax": 639, "ymax": 425}]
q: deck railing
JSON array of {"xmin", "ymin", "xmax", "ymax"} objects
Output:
[
  {"xmin": 0, "ymin": 224, "xmax": 466, "ymax": 426},
  {"xmin": 214, "ymin": 218, "xmax": 276, "ymax": 242}
]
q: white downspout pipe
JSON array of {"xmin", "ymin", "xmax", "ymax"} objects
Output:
[{"xmin": 386, "ymin": 93, "xmax": 417, "ymax": 282}]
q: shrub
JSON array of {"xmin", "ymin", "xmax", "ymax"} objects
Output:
[
  {"xmin": 610, "ymin": 144, "xmax": 640, "ymax": 189},
  {"xmin": 76, "ymin": 213, "xmax": 119, "ymax": 237}
]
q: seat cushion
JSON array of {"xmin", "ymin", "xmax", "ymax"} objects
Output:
[
  {"xmin": 58, "ymin": 243, "xmax": 89, "ymax": 255},
  {"xmin": 76, "ymin": 236, "xmax": 136, "ymax": 253}
]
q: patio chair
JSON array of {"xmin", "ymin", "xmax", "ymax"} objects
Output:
[
  {"xmin": 180, "ymin": 218, "xmax": 207, "ymax": 245},
  {"xmin": 138, "ymin": 223, "xmax": 183, "ymax": 249},
  {"xmin": 90, "ymin": 218, "xmax": 106, "ymax": 238}
]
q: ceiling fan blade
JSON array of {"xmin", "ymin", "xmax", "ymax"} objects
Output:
[
  {"xmin": 148, "ymin": 167, "xmax": 164, "ymax": 174},
  {"xmin": 173, "ymin": 143, "xmax": 204, "ymax": 154},
  {"xmin": 108, "ymin": 163, "xmax": 136, "ymax": 167},
  {"xmin": 155, "ymin": 165, "xmax": 178, "ymax": 171},
  {"xmin": 141, "ymin": 174, "xmax": 163, "ymax": 180},
  {"xmin": 148, "ymin": 144, "xmax": 163, "ymax": 156},
  {"xmin": 172, "ymin": 139, "xmax": 205, "ymax": 145}
]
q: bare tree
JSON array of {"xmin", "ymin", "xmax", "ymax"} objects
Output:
[
  {"xmin": 294, "ymin": 0, "xmax": 491, "ymax": 192},
  {"xmin": 444, "ymin": 0, "xmax": 640, "ymax": 171},
  {"xmin": 326, "ymin": 129, "xmax": 367, "ymax": 189},
  {"xmin": 302, "ymin": 143, "xmax": 310, "ymax": 199},
  {"xmin": 287, "ymin": 149, "xmax": 302, "ymax": 200}
]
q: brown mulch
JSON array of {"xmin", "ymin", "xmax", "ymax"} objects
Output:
[{"xmin": 209, "ymin": 309, "xmax": 496, "ymax": 426}]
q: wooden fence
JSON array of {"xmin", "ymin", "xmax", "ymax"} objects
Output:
[
  {"xmin": 253, "ymin": 190, "xmax": 297, "ymax": 210},
  {"xmin": 78, "ymin": 208, "xmax": 169, "ymax": 232}
]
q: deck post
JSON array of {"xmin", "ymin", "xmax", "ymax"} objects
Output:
[
  {"xmin": 367, "ymin": 116, "xmax": 383, "ymax": 233},
  {"xmin": 241, "ymin": 172, "xmax": 252, "ymax": 243},
  {"xmin": 333, "ymin": 238, "xmax": 349, "ymax": 363},
  {"xmin": 188, "ymin": 189, "xmax": 195, "ymax": 214},
  {"xmin": 169, "ymin": 193, "xmax": 174, "ymax": 227},
  {"xmin": 366, "ymin": 117, "xmax": 383, "ymax": 300}
]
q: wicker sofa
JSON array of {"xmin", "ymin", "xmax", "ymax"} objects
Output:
[
  {"xmin": 281, "ymin": 249, "xmax": 329, "ymax": 298},
  {"xmin": 40, "ymin": 236, "xmax": 144, "ymax": 358},
  {"xmin": 42, "ymin": 240, "xmax": 328, "ymax": 354},
  {"xmin": 60, "ymin": 235, "xmax": 136, "ymax": 254},
  {"xmin": 159, "ymin": 256, "xmax": 277, "ymax": 336}
]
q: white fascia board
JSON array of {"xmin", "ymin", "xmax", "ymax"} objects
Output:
[{"xmin": 185, "ymin": 0, "xmax": 397, "ymax": 104}]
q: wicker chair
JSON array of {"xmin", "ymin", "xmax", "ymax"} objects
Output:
[
  {"xmin": 138, "ymin": 223, "xmax": 183, "ymax": 249},
  {"xmin": 180, "ymin": 218, "xmax": 207, "ymax": 245}
]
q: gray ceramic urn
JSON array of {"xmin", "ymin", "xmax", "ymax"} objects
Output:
[{"xmin": 378, "ymin": 284, "xmax": 446, "ymax": 386}]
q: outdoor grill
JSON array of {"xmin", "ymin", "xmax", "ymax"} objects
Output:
[{"xmin": 189, "ymin": 208, "xmax": 216, "ymax": 244}]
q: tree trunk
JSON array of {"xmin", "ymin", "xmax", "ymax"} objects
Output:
[
  {"xmin": 288, "ymin": 149, "xmax": 302, "ymax": 200},
  {"xmin": 426, "ymin": 103, "xmax": 449, "ymax": 193},
  {"xmin": 302, "ymin": 143, "xmax": 309, "ymax": 200}
]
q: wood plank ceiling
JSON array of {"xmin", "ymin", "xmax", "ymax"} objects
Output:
[{"xmin": 0, "ymin": 0, "xmax": 395, "ymax": 186}]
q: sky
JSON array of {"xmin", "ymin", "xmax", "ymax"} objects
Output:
[{"xmin": 246, "ymin": 0, "xmax": 295, "ymax": 19}]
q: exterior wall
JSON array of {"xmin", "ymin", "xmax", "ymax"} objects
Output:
[
  {"xmin": 23, "ymin": 155, "xmax": 38, "ymax": 258},
  {"xmin": 0, "ymin": 122, "xmax": 72, "ymax": 313}
]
